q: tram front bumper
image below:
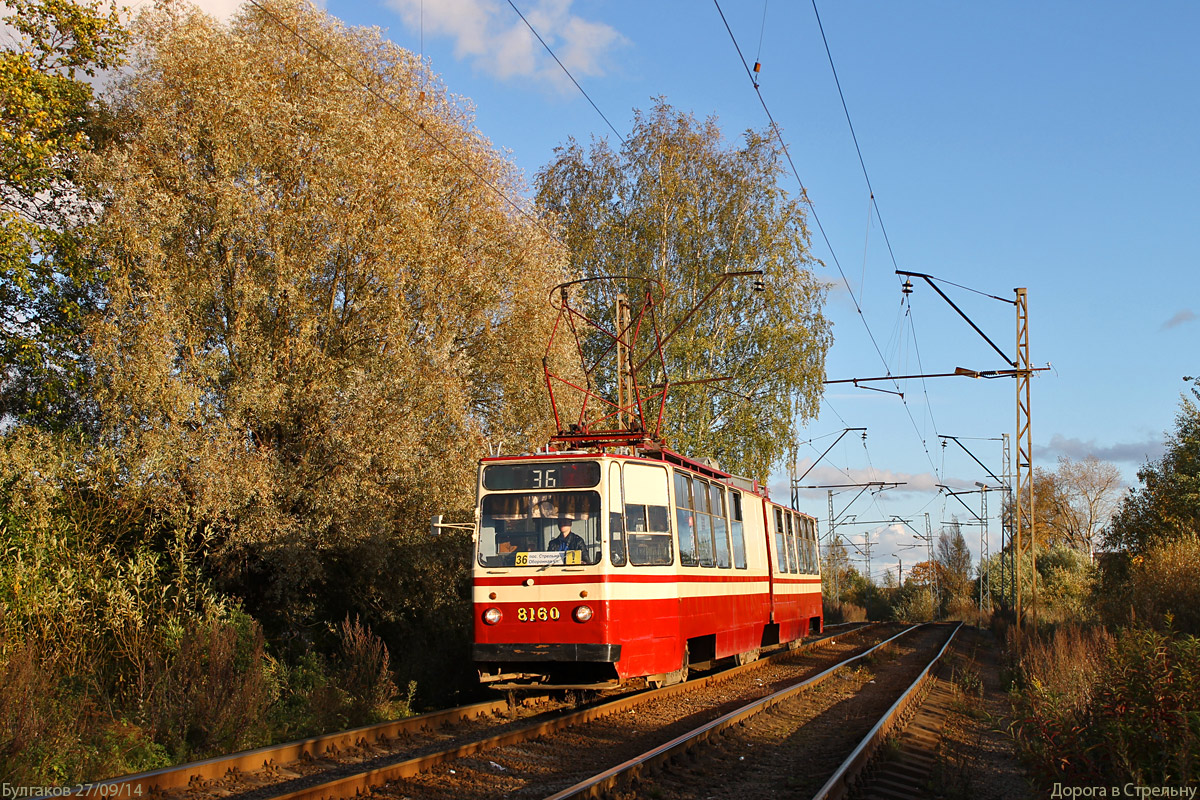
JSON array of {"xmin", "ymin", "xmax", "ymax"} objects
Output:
[{"xmin": 472, "ymin": 642, "xmax": 621, "ymax": 662}]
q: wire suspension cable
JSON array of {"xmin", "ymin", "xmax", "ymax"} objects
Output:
[
  {"xmin": 755, "ymin": 0, "xmax": 769, "ymax": 64},
  {"xmin": 712, "ymin": 0, "xmax": 940, "ymax": 475},
  {"xmin": 809, "ymin": 0, "xmax": 900, "ymax": 272},
  {"xmin": 506, "ymin": 0, "xmax": 626, "ymax": 143},
  {"xmin": 905, "ymin": 299, "xmax": 942, "ymax": 475}
]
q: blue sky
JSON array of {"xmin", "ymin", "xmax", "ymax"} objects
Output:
[{"xmin": 195, "ymin": 0, "xmax": 1198, "ymax": 581}]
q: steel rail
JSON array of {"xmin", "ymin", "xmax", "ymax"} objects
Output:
[
  {"xmin": 543, "ymin": 623, "xmax": 924, "ymax": 800},
  {"xmin": 810, "ymin": 621, "xmax": 964, "ymax": 800},
  {"xmin": 49, "ymin": 623, "xmax": 880, "ymax": 800},
  {"xmin": 260, "ymin": 623, "xmax": 881, "ymax": 800},
  {"xmin": 34, "ymin": 695, "xmax": 551, "ymax": 800}
]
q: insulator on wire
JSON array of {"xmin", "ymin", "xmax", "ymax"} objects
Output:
[{"xmin": 753, "ymin": 61, "xmax": 762, "ymax": 74}]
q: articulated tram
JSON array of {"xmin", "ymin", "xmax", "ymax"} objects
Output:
[{"xmin": 472, "ymin": 447, "xmax": 822, "ymax": 689}]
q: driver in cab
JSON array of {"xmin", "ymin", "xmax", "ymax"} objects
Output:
[{"xmin": 549, "ymin": 517, "xmax": 586, "ymax": 552}]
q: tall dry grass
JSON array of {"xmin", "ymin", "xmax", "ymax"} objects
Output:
[
  {"xmin": 1130, "ymin": 535, "xmax": 1200, "ymax": 635},
  {"xmin": 823, "ymin": 599, "xmax": 866, "ymax": 624},
  {"xmin": 1015, "ymin": 623, "xmax": 1199, "ymax": 785}
]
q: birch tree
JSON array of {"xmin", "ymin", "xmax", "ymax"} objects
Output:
[
  {"xmin": 1043, "ymin": 456, "xmax": 1122, "ymax": 560},
  {"xmin": 536, "ymin": 99, "xmax": 831, "ymax": 479}
]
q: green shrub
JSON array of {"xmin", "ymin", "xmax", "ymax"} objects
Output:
[
  {"xmin": 943, "ymin": 594, "xmax": 979, "ymax": 622},
  {"xmin": 893, "ymin": 587, "xmax": 935, "ymax": 623},
  {"xmin": 1016, "ymin": 624, "xmax": 1199, "ymax": 785},
  {"xmin": 146, "ymin": 609, "xmax": 273, "ymax": 760}
]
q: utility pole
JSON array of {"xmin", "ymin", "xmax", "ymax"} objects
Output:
[
  {"xmin": 926, "ymin": 513, "xmax": 937, "ymax": 619},
  {"xmin": 828, "ymin": 490, "xmax": 837, "ymax": 601},
  {"xmin": 1002, "ymin": 433, "xmax": 1013, "ymax": 613},
  {"xmin": 797, "ymin": 477, "xmax": 902, "ymax": 598},
  {"xmin": 614, "ymin": 293, "xmax": 634, "ymax": 429},
  {"xmin": 894, "ymin": 272, "xmax": 1043, "ymax": 647},
  {"xmin": 978, "ymin": 484, "xmax": 990, "ymax": 612},
  {"xmin": 791, "ymin": 428, "xmax": 867, "ymax": 507},
  {"xmin": 1014, "ymin": 287, "xmax": 1036, "ymax": 647},
  {"xmin": 864, "ymin": 528, "xmax": 873, "ymax": 583}
]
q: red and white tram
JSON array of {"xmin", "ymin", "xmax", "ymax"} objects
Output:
[{"xmin": 472, "ymin": 447, "xmax": 822, "ymax": 689}]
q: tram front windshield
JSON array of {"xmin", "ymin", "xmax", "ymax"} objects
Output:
[{"xmin": 477, "ymin": 491, "xmax": 602, "ymax": 567}]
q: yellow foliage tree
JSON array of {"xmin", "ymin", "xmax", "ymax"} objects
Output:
[{"xmin": 88, "ymin": 0, "xmax": 569, "ymax": 626}]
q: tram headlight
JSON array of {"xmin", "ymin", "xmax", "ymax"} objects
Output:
[
  {"xmin": 572, "ymin": 604, "xmax": 593, "ymax": 623},
  {"xmin": 482, "ymin": 607, "xmax": 502, "ymax": 625}
]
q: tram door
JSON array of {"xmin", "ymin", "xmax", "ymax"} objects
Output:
[{"xmin": 616, "ymin": 462, "xmax": 679, "ymax": 678}]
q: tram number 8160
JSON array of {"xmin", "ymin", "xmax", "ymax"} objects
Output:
[{"xmin": 517, "ymin": 606, "xmax": 561, "ymax": 622}]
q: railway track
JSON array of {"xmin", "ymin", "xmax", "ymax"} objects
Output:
[
  {"xmin": 35, "ymin": 693, "xmax": 561, "ymax": 800},
  {"xmin": 547, "ymin": 622, "xmax": 962, "ymax": 800},
  {"xmin": 817, "ymin": 621, "xmax": 963, "ymax": 800},
  {"xmin": 48, "ymin": 622, "xmax": 880, "ymax": 800}
]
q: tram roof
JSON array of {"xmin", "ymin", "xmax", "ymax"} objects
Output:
[{"xmin": 480, "ymin": 445, "xmax": 768, "ymax": 498}]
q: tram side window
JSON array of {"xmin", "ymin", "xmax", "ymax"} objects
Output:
[
  {"xmin": 773, "ymin": 507, "xmax": 787, "ymax": 574},
  {"xmin": 810, "ymin": 517, "xmax": 820, "ymax": 573},
  {"xmin": 804, "ymin": 516, "xmax": 816, "ymax": 573},
  {"xmin": 695, "ymin": 478, "xmax": 715, "ymax": 567},
  {"xmin": 785, "ymin": 510, "xmax": 798, "ymax": 573},
  {"xmin": 809, "ymin": 517, "xmax": 821, "ymax": 574},
  {"xmin": 796, "ymin": 519, "xmax": 806, "ymax": 573},
  {"xmin": 625, "ymin": 463, "xmax": 674, "ymax": 566},
  {"xmin": 729, "ymin": 491, "xmax": 747, "ymax": 569},
  {"xmin": 787, "ymin": 513, "xmax": 796, "ymax": 575},
  {"xmin": 674, "ymin": 472, "xmax": 698, "ymax": 567},
  {"xmin": 785, "ymin": 512, "xmax": 799, "ymax": 574},
  {"xmin": 609, "ymin": 462, "xmax": 626, "ymax": 567},
  {"xmin": 710, "ymin": 483, "xmax": 731, "ymax": 569},
  {"xmin": 793, "ymin": 513, "xmax": 810, "ymax": 573}
]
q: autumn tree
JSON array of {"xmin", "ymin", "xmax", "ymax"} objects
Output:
[
  {"xmin": 1030, "ymin": 456, "xmax": 1123, "ymax": 560},
  {"xmin": 535, "ymin": 99, "xmax": 832, "ymax": 479},
  {"xmin": 0, "ymin": 0, "xmax": 125, "ymax": 428},
  {"xmin": 1099, "ymin": 378, "xmax": 1200, "ymax": 628},
  {"xmin": 907, "ymin": 559, "xmax": 940, "ymax": 591},
  {"xmin": 88, "ymin": 0, "xmax": 568, "ymax": 643},
  {"xmin": 1106, "ymin": 378, "xmax": 1200, "ymax": 555},
  {"xmin": 821, "ymin": 535, "xmax": 854, "ymax": 600},
  {"xmin": 936, "ymin": 520, "xmax": 973, "ymax": 600}
]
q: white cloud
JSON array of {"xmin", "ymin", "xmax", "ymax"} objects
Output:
[
  {"xmin": 386, "ymin": 0, "xmax": 626, "ymax": 91},
  {"xmin": 131, "ymin": 0, "xmax": 326, "ymax": 24},
  {"xmin": 1037, "ymin": 434, "xmax": 1164, "ymax": 465},
  {"xmin": 789, "ymin": 462, "xmax": 949, "ymax": 498},
  {"xmin": 189, "ymin": 0, "xmax": 242, "ymax": 19},
  {"xmin": 1162, "ymin": 309, "xmax": 1197, "ymax": 330}
]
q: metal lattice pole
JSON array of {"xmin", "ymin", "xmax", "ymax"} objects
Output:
[
  {"xmin": 1014, "ymin": 288, "xmax": 1036, "ymax": 645},
  {"xmin": 828, "ymin": 490, "xmax": 837, "ymax": 601},
  {"xmin": 925, "ymin": 512, "xmax": 937, "ymax": 618},
  {"xmin": 979, "ymin": 487, "xmax": 990, "ymax": 612}
]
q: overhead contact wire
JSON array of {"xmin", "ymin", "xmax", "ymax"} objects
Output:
[
  {"xmin": 711, "ymin": 1, "xmax": 888, "ymax": 378},
  {"xmin": 713, "ymin": 0, "xmax": 939, "ymax": 477},
  {"xmin": 809, "ymin": 0, "xmax": 900, "ymax": 273},
  {"xmin": 806, "ymin": 0, "xmax": 945, "ymax": 475},
  {"xmin": 506, "ymin": 0, "xmax": 626, "ymax": 144}
]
